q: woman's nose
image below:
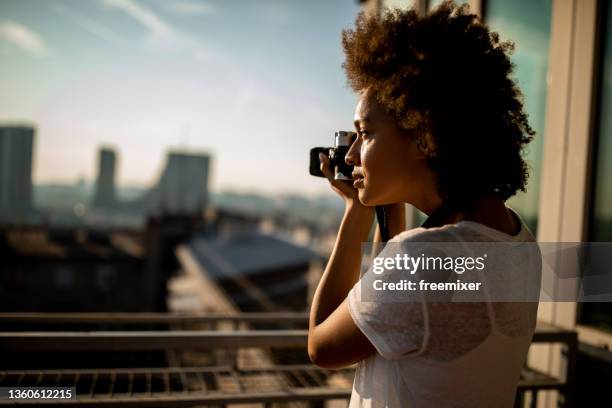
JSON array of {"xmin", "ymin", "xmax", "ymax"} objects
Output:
[{"xmin": 345, "ymin": 137, "xmax": 361, "ymax": 166}]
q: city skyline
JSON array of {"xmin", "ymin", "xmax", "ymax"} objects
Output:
[{"xmin": 0, "ymin": 0, "xmax": 362, "ymax": 196}]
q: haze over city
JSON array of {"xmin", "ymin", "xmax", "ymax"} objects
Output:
[{"xmin": 0, "ymin": 0, "xmax": 362, "ymax": 196}]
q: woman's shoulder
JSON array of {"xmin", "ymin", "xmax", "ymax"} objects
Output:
[
  {"xmin": 389, "ymin": 223, "xmax": 466, "ymax": 244},
  {"xmin": 390, "ymin": 208, "xmax": 535, "ymax": 244}
]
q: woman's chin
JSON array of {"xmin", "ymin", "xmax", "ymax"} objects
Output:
[{"xmin": 357, "ymin": 189, "xmax": 379, "ymax": 207}]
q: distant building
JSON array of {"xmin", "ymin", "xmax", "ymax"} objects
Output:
[
  {"xmin": 0, "ymin": 224, "xmax": 174, "ymax": 370},
  {"xmin": 149, "ymin": 151, "xmax": 210, "ymax": 216},
  {"xmin": 0, "ymin": 226, "xmax": 148, "ymax": 313},
  {"xmin": 183, "ymin": 228, "xmax": 322, "ymax": 312},
  {"xmin": 0, "ymin": 125, "xmax": 35, "ymax": 224},
  {"xmin": 92, "ymin": 148, "xmax": 117, "ymax": 210}
]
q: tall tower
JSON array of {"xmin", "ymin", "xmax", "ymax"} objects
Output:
[
  {"xmin": 93, "ymin": 147, "xmax": 117, "ymax": 210},
  {"xmin": 0, "ymin": 125, "xmax": 34, "ymax": 223},
  {"xmin": 149, "ymin": 151, "xmax": 210, "ymax": 215}
]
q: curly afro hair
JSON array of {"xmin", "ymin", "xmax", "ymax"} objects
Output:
[{"xmin": 341, "ymin": 0, "xmax": 535, "ymax": 210}]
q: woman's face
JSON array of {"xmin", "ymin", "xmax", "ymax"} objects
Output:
[{"xmin": 346, "ymin": 89, "xmax": 436, "ymax": 208}]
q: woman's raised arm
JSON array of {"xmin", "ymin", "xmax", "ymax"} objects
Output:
[{"xmin": 307, "ymin": 153, "xmax": 378, "ymax": 368}]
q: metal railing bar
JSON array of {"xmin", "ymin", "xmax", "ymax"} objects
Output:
[
  {"xmin": 127, "ymin": 372, "xmax": 134, "ymax": 397},
  {"xmin": 0, "ymin": 328, "xmax": 575, "ymax": 352},
  {"xmin": 145, "ymin": 372, "xmax": 151, "ymax": 397},
  {"xmin": 108, "ymin": 371, "xmax": 116, "ymax": 397},
  {"xmin": 530, "ymin": 390, "xmax": 538, "ymax": 408},
  {"xmin": 88, "ymin": 372, "xmax": 97, "ymax": 398},
  {"xmin": 52, "ymin": 372, "xmax": 61, "ymax": 387},
  {"xmin": 276, "ymin": 372, "xmax": 293, "ymax": 390},
  {"xmin": 307, "ymin": 368, "xmax": 327, "ymax": 387},
  {"xmin": 0, "ymin": 314, "xmax": 572, "ymax": 336},
  {"xmin": 237, "ymin": 364, "xmax": 353, "ymax": 374},
  {"xmin": 0, "ymin": 366, "xmax": 236, "ymax": 376},
  {"xmin": 302, "ymin": 368, "xmax": 325, "ymax": 387},
  {"xmin": 0, "ymin": 312, "xmax": 310, "ymax": 324},
  {"xmin": 0, "ymin": 330, "xmax": 308, "ymax": 351},
  {"xmin": 179, "ymin": 372, "xmax": 191, "ymax": 392},
  {"xmin": 35, "ymin": 371, "xmax": 43, "ymax": 387},
  {"xmin": 210, "ymin": 371, "xmax": 223, "ymax": 393},
  {"xmin": 195, "ymin": 372, "xmax": 206, "ymax": 392},
  {"xmin": 289, "ymin": 370, "xmax": 310, "ymax": 388},
  {"xmin": 14, "ymin": 372, "xmax": 24, "ymax": 387},
  {"xmin": 175, "ymin": 370, "xmax": 188, "ymax": 393},
  {"xmin": 229, "ymin": 370, "xmax": 244, "ymax": 393},
  {"xmin": 163, "ymin": 371, "xmax": 170, "ymax": 394}
]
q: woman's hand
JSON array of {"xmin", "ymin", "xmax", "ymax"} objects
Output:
[{"xmin": 318, "ymin": 152, "xmax": 373, "ymax": 216}]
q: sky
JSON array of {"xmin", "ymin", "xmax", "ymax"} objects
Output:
[{"xmin": 0, "ymin": 0, "xmax": 363, "ymax": 196}]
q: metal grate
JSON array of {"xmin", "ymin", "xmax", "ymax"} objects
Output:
[
  {"xmin": 0, "ymin": 364, "xmax": 355, "ymax": 406},
  {"xmin": 0, "ymin": 314, "xmax": 578, "ymax": 407},
  {"xmin": 0, "ymin": 364, "xmax": 565, "ymax": 407}
]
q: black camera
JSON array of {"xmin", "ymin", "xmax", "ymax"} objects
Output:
[{"xmin": 309, "ymin": 131, "xmax": 357, "ymax": 180}]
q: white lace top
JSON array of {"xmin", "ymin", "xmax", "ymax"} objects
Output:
[{"xmin": 347, "ymin": 208, "xmax": 541, "ymax": 407}]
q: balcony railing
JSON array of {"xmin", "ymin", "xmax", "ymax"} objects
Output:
[{"xmin": 0, "ymin": 313, "xmax": 577, "ymax": 407}]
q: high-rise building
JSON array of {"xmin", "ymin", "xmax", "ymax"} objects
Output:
[
  {"xmin": 0, "ymin": 125, "xmax": 34, "ymax": 223},
  {"xmin": 149, "ymin": 151, "xmax": 210, "ymax": 215},
  {"xmin": 93, "ymin": 147, "xmax": 117, "ymax": 210}
]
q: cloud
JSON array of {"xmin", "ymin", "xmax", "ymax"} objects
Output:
[
  {"xmin": 0, "ymin": 20, "xmax": 49, "ymax": 57},
  {"xmin": 102, "ymin": 0, "xmax": 175, "ymax": 47},
  {"xmin": 101, "ymin": 0, "xmax": 209, "ymax": 54},
  {"xmin": 49, "ymin": 2, "xmax": 123, "ymax": 46},
  {"xmin": 159, "ymin": 0, "xmax": 213, "ymax": 16}
]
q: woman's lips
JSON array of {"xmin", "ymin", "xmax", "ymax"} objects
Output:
[{"xmin": 353, "ymin": 176, "xmax": 364, "ymax": 188}]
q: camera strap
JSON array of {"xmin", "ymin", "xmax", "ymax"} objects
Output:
[
  {"xmin": 420, "ymin": 201, "xmax": 458, "ymax": 229},
  {"xmin": 375, "ymin": 206, "xmax": 390, "ymax": 242},
  {"xmin": 376, "ymin": 201, "xmax": 458, "ymax": 243}
]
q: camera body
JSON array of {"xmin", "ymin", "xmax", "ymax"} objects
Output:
[{"xmin": 309, "ymin": 131, "xmax": 357, "ymax": 181}]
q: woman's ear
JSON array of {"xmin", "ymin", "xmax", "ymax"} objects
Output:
[
  {"xmin": 415, "ymin": 129, "xmax": 438, "ymax": 159},
  {"xmin": 399, "ymin": 109, "xmax": 437, "ymax": 159}
]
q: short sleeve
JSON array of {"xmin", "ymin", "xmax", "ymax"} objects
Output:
[{"xmin": 347, "ymin": 237, "xmax": 427, "ymax": 360}]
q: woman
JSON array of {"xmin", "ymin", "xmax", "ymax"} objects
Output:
[{"xmin": 308, "ymin": 2, "xmax": 542, "ymax": 407}]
